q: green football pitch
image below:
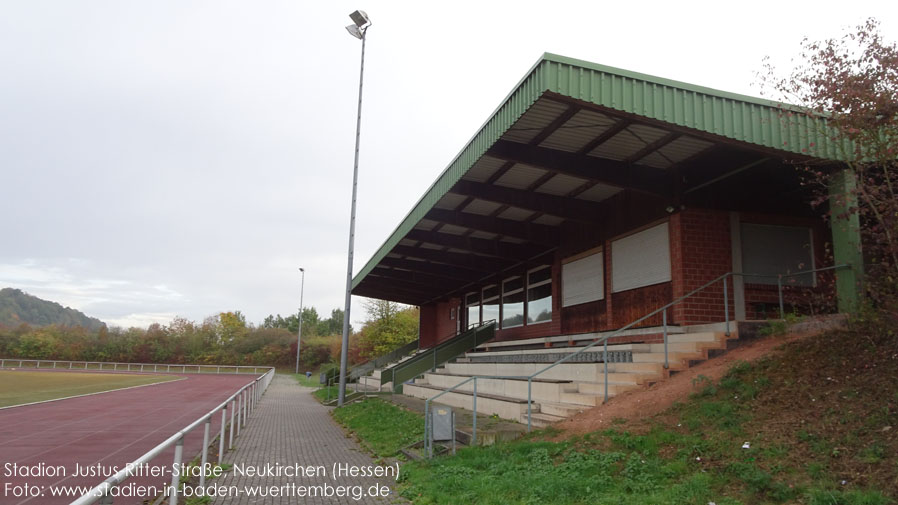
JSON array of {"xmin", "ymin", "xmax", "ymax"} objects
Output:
[{"xmin": 0, "ymin": 370, "xmax": 180, "ymax": 408}]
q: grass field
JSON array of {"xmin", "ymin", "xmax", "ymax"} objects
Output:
[{"xmin": 0, "ymin": 370, "xmax": 180, "ymax": 407}]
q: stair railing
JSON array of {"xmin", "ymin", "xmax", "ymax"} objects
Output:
[
  {"xmin": 414, "ymin": 265, "xmax": 850, "ymax": 451},
  {"xmin": 381, "ymin": 320, "xmax": 497, "ymax": 389}
]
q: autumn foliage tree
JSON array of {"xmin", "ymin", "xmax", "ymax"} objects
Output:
[{"xmin": 761, "ymin": 18, "xmax": 898, "ymax": 306}]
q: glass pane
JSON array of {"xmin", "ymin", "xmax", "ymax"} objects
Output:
[
  {"xmin": 502, "ymin": 290, "xmax": 525, "ymax": 328},
  {"xmin": 465, "ymin": 292, "xmax": 480, "ymax": 306},
  {"xmin": 483, "ymin": 285, "xmax": 499, "ymax": 301},
  {"xmin": 527, "ymin": 282, "xmax": 552, "ymax": 324},
  {"xmin": 467, "ymin": 305, "xmax": 480, "ymax": 328},
  {"xmin": 482, "ymin": 299, "xmax": 500, "ymax": 324},
  {"xmin": 503, "ymin": 276, "xmax": 524, "ymax": 293},
  {"xmin": 528, "ymin": 266, "xmax": 551, "ymax": 285}
]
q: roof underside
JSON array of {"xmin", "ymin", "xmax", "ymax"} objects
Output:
[{"xmin": 352, "ymin": 54, "xmax": 841, "ymax": 305}]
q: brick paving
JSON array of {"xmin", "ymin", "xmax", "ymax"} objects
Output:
[{"xmin": 210, "ymin": 374, "xmax": 406, "ymax": 505}]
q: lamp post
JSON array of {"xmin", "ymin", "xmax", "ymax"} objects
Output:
[
  {"xmin": 338, "ymin": 10, "xmax": 371, "ymax": 406},
  {"xmin": 295, "ymin": 267, "xmax": 305, "ymax": 375}
]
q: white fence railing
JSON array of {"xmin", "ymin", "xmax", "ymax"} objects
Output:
[{"xmin": 0, "ymin": 358, "xmax": 267, "ymax": 374}]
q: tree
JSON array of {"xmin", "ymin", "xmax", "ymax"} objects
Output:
[
  {"xmin": 357, "ymin": 300, "xmax": 419, "ymax": 358},
  {"xmin": 761, "ymin": 18, "xmax": 898, "ymax": 304}
]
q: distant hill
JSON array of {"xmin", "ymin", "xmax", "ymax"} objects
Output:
[{"xmin": 0, "ymin": 288, "xmax": 105, "ymax": 331}]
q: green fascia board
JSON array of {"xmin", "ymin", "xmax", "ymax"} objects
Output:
[{"xmin": 352, "ymin": 53, "xmax": 844, "ymax": 293}]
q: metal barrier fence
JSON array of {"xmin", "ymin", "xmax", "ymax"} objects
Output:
[
  {"xmin": 61, "ymin": 367, "xmax": 276, "ymax": 505},
  {"xmin": 0, "ymin": 359, "xmax": 268, "ymax": 375},
  {"xmin": 422, "ymin": 265, "xmax": 850, "ymax": 456}
]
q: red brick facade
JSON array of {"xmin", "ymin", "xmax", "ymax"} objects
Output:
[{"xmin": 416, "ymin": 207, "xmax": 832, "ymax": 348}]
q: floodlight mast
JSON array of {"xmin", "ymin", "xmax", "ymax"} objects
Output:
[
  {"xmin": 295, "ymin": 267, "xmax": 305, "ymax": 375},
  {"xmin": 338, "ymin": 10, "xmax": 370, "ymax": 406}
]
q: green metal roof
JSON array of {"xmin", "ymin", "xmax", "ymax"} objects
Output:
[{"xmin": 352, "ymin": 53, "xmax": 840, "ymax": 292}]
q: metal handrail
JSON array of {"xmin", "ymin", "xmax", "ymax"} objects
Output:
[
  {"xmin": 0, "ymin": 359, "xmax": 267, "ymax": 375},
  {"xmin": 384, "ymin": 320, "xmax": 496, "ymax": 388},
  {"xmin": 419, "ymin": 264, "xmax": 850, "ymax": 454},
  {"xmin": 69, "ymin": 367, "xmax": 276, "ymax": 505}
]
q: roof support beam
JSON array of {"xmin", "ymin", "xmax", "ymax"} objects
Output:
[
  {"xmin": 372, "ymin": 265, "xmax": 473, "ymax": 288},
  {"xmin": 366, "ymin": 273, "xmax": 460, "ymax": 294},
  {"xmin": 405, "ymin": 229, "xmax": 541, "ymax": 261},
  {"xmin": 449, "ymin": 180, "xmax": 602, "ymax": 223},
  {"xmin": 379, "ymin": 257, "xmax": 485, "ymax": 282},
  {"xmin": 392, "ymin": 245, "xmax": 515, "ymax": 273},
  {"xmin": 625, "ymin": 132, "xmax": 682, "ymax": 164},
  {"xmin": 486, "ymin": 140, "xmax": 673, "ymax": 197},
  {"xmin": 424, "ymin": 208, "xmax": 560, "ymax": 245}
]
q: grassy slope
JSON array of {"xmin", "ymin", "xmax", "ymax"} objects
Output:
[
  {"xmin": 0, "ymin": 370, "xmax": 179, "ymax": 407},
  {"xmin": 332, "ymin": 327, "xmax": 897, "ymax": 504}
]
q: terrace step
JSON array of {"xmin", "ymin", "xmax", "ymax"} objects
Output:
[{"xmin": 529, "ymin": 413, "xmax": 566, "ymax": 429}]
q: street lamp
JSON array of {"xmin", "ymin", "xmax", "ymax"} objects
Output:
[
  {"xmin": 338, "ymin": 9, "xmax": 371, "ymax": 406},
  {"xmin": 295, "ymin": 267, "xmax": 305, "ymax": 375}
]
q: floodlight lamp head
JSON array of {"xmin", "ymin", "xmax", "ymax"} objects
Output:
[
  {"xmin": 349, "ymin": 10, "xmax": 370, "ymax": 29},
  {"xmin": 299, "ymin": 267, "xmax": 305, "ymax": 272},
  {"xmin": 345, "ymin": 24, "xmax": 363, "ymax": 39}
]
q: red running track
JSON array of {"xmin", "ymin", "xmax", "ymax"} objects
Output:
[{"xmin": 0, "ymin": 372, "xmax": 256, "ymax": 505}]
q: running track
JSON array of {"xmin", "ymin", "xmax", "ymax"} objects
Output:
[{"xmin": 0, "ymin": 372, "xmax": 256, "ymax": 505}]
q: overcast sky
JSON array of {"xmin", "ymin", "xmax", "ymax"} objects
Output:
[{"xmin": 0, "ymin": 0, "xmax": 894, "ymax": 329}]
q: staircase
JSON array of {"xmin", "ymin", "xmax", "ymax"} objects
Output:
[{"xmin": 400, "ymin": 325, "xmax": 738, "ymax": 428}]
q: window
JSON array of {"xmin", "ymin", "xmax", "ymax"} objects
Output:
[
  {"xmin": 527, "ymin": 266, "xmax": 552, "ymax": 324},
  {"xmin": 502, "ymin": 276, "xmax": 525, "ymax": 328},
  {"xmin": 612, "ymin": 222, "xmax": 671, "ymax": 292},
  {"xmin": 741, "ymin": 223, "xmax": 815, "ymax": 286},
  {"xmin": 562, "ymin": 251, "xmax": 604, "ymax": 307},
  {"xmin": 482, "ymin": 285, "xmax": 500, "ymax": 325},
  {"xmin": 465, "ymin": 292, "xmax": 480, "ymax": 329}
]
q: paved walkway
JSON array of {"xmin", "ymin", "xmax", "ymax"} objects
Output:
[{"xmin": 211, "ymin": 375, "xmax": 406, "ymax": 505}]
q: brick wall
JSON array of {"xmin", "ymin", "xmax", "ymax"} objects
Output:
[{"xmin": 671, "ymin": 209, "xmax": 735, "ymax": 325}]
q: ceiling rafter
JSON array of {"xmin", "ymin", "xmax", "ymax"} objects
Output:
[
  {"xmin": 450, "ymin": 180, "xmax": 602, "ymax": 223},
  {"xmin": 424, "ymin": 208, "xmax": 560, "ymax": 245},
  {"xmin": 404, "ymin": 229, "xmax": 540, "ymax": 261},
  {"xmin": 486, "ymin": 140, "xmax": 673, "ymax": 197}
]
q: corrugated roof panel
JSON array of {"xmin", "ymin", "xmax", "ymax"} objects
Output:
[
  {"xmin": 501, "ymin": 99, "xmax": 570, "ymax": 144},
  {"xmin": 588, "ymin": 129, "xmax": 644, "ymax": 160},
  {"xmin": 656, "ymin": 136, "xmax": 715, "ymax": 163},
  {"xmin": 437, "ymin": 224, "xmax": 469, "ymax": 235},
  {"xmin": 639, "ymin": 151, "xmax": 673, "ymax": 169},
  {"xmin": 462, "ymin": 199, "xmax": 503, "ymax": 216},
  {"xmin": 538, "ymin": 109, "xmax": 617, "ymax": 153},
  {"xmin": 498, "ymin": 206, "xmax": 537, "ymax": 221},
  {"xmin": 418, "ymin": 243, "xmax": 444, "ymax": 251},
  {"xmin": 499, "ymin": 236, "xmax": 526, "ymax": 244},
  {"xmin": 534, "ymin": 173, "xmax": 588, "ymax": 196},
  {"xmin": 576, "ymin": 184, "xmax": 623, "ymax": 202},
  {"xmin": 494, "ymin": 164, "xmax": 548, "ymax": 189},
  {"xmin": 414, "ymin": 219, "xmax": 439, "ymax": 231},
  {"xmin": 399, "ymin": 238, "xmax": 418, "ymax": 247},
  {"xmin": 463, "ymin": 155, "xmax": 507, "ymax": 182},
  {"xmin": 627, "ymin": 123, "xmax": 669, "ymax": 145},
  {"xmin": 433, "ymin": 192, "xmax": 468, "ymax": 210},
  {"xmin": 469, "ymin": 230, "xmax": 499, "ymax": 240},
  {"xmin": 532, "ymin": 214, "xmax": 566, "ymax": 226}
]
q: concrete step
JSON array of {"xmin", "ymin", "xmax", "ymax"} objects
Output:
[
  {"xmin": 576, "ymin": 381, "xmax": 643, "ymax": 396},
  {"xmin": 443, "ymin": 361, "xmax": 664, "ymax": 381},
  {"xmin": 631, "ymin": 351, "xmax": 704, "ymax": 368},
  {"xmin": 559, "ymin": 392, "xmax": 604, "ymax": 406},
  {"xmin": 402, "ymin": 383, "xmax": 533, "ymax": 421},
  {"xmin": 528, "ymin": 412, "xmax": 566, "ymax": 428},
  {"xmin": 538, "ymin": 402, "xmax": 586, "ymax": 418},
  {"xmin": 420, "ymin": 373, "xmax": 576, "ymax": 404},
  {"xmin": 466, "ymin": 343, "xmax": 651, "ymax": 358}
]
